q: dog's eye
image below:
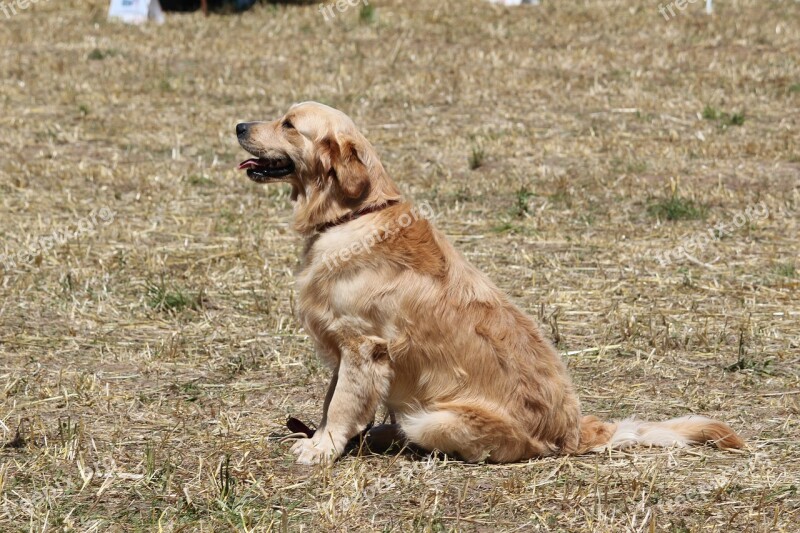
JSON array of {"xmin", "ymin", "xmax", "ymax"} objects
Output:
[{"xmin": 282, "ymin": 120, "xmax": 295, "ymax": 130}]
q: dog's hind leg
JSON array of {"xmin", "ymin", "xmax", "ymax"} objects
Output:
[
  {"xmin": 399, "ymin": 403, "xmax": 555, "ymax": 463},
  {"xmin": 359, "ymin": 423, "xmax": 406, "ymax": 454}
]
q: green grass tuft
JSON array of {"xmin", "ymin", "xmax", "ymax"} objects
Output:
[
  {"xmin": 724, "ymin": 112, "xmax": 746, "ymax": 126},
  {"xmin": 702, "ymin": 105, "xmax": 719, "ymax": 120},
  {"xmin": 702, "ymin": 105, "xmax": 745, "ymax": 127},
  {"xmin": 514, "ymin": 186, "xmax": 536, "ymax": 217},
  {"xmin": 188, "ymin": 174, "xmax": 214, "ymax": 186},
  {"xmin": 147, "ymin": 283, "xmax": 203, "ymax": 313},
  {"xmin": 775, "ymin": 263, "xmax": 797, "ymax": 278},
  {"xmin": 648, "ymin": 196, "xmax": 707, "ymax": 221},
  {"xmin": 469, "ymin": 146, "xmax": 486, "ymax": 170},
  {"xmin": 87, "ymin": 48, "xmax": 117, "ymax": 61},
  {"xmin": 359, "ymin": 3, "xmax": 376, "ymax": 23},
  {"xmin": 726, "ymin": 357, "xmax": 772, "ymax": 374}
]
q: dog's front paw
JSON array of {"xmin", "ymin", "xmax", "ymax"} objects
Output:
[{"xmin": 290, "ymin": 437, "xmax": 338, "ymax": 465}]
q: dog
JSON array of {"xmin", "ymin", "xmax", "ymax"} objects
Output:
[{"xmin": 236, "ymin": 102, "xmax": 744, "ymax": 464}]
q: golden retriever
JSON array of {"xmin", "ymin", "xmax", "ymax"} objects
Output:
[{"xmin": 236, "ymin": 102, "xmax": 744, "ymax": 464}]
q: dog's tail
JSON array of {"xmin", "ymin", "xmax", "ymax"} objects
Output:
[{"xmin": 576, "ymin": 414, "xmax": 744, "ymax": 454}]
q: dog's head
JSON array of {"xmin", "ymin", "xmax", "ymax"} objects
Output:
[{"xmin": 236, "ymin": 102, "xmax": 401, "ymax": 234}]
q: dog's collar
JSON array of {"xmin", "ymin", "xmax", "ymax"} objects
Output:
[{"xmin": 315, "ymin": 200, "xmax": 400, "ymax": 234}]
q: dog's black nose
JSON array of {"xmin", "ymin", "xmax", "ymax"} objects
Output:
[{"xmin": 236, "ymin": 123, "xmax": 249, "ymax": 137}]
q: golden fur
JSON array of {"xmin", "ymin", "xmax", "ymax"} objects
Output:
[{"xmin": 236, "ymin": 102, "xmax": 744, "ymax": 464}]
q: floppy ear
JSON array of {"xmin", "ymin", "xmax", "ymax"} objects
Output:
[{"xmin": 318, "ymin": 134, "xmax": 371, "ymax": 200}]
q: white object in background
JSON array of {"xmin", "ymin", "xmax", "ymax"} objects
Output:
[
  {"xmin": 149, "ymin": 0, "xmax": 165, "ymax": 23},
  {"xmin": 108, "ymin": 0, "xmax": 164, "ymax": 24},
  {"xmin": 706, "ymin": 0, "xmax": 713, "ymax": 14}
]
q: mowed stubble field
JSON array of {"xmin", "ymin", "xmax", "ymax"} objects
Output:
[{"xmin": 1, "ymin": 0, "xmax": 799, "ymax": 531}]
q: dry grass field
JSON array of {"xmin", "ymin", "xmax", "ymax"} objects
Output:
[{"xmin": 1, "ymin": 0, "xmax": 799, "ymax": 530}]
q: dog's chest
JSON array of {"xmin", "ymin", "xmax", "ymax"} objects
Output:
[
  {"xmin": 295, "ymin": 258, "xmax": 330, "ymax": 332},
  {"xmin": 296, "ymin": 235, "xmax": 388, "ymax": 353},
  {"xmin": 295, "ymin": 260, "xmax": 361, "ymax": 352},
  {"xmin": 297, "ymin": 268, "xmax": 374, "ymax": 334}
]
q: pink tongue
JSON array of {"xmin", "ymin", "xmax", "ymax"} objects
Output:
[{"xmin": 238, "ymin": 158, "xmax": 261, "ymax": 170}]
